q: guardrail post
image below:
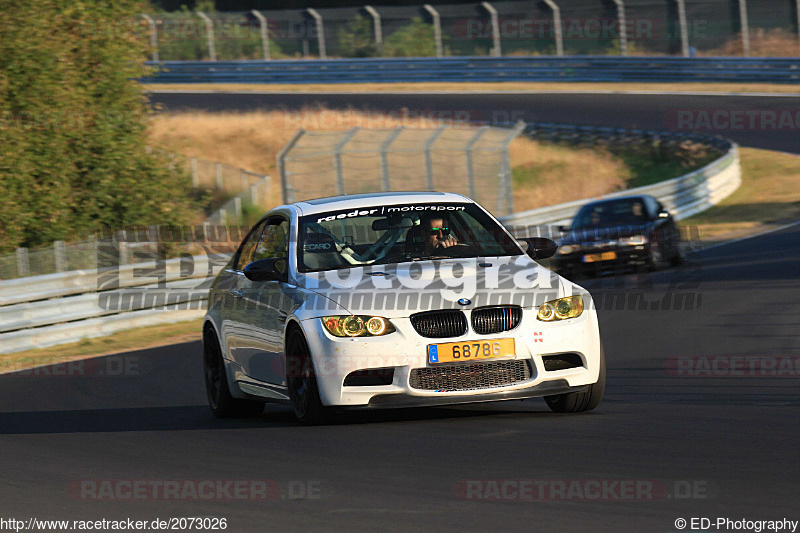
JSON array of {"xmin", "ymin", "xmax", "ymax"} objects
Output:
[
  {"xmin": 16, "ymin": 247, "xmax": 29, "ymax": 278},
  {"xmin": 277, "ymin": 129, "xmax": 306, "ymax": 204},
  {"xmin": 197, "ymin": 11, "xmax": 217, "ymax": 61},
  {"xmin": 424, "ymin": 126, "xmax": 446, "ymax": 191},
  {"xmin": 738, "ymin": 0, "xmax": 750, "ymax": 56},
  {"xmin": 380, "ymin": 126, "xmax": 403, "ymax": 191},
  {"xmin": 465, "ymin": 126, "xmax": 490, "ymax": 199},
  {"xmin": 675, "ymin": 0, "xmax": 690, "ymax": 57},
  {"xmin": 54, "ymin": 241, "xmax": 67, "ymax": 272},
  {"xmin": 364, "ymin": 6, "xmax": 383, "ymax": 55},
  {"xmin": 140, "ymin": 14, "xmax": 159, "ymax": 62},
  {"xmin": 423, "ymin": 4, "xmax": 443, "ymax": 57},
  {"xmin": 190, "ymin": 157, "xmax": 198, "ymax": 187},
  {"xmin": 251, "ymin": 10, "xmax": 271, "ymax": 60},
  {"xmin": 333, "ymin": 128, "xmax": 360, "ymax": 195},
  {"xmin": 215, "ymin": 162, "xmax": 223, "ymax": 190},
  {"xmin": 481, "ymin": 2, "xmax": 501, "ymax": 57},
  {"xmin": 611, "ymin": 0, "xmax": 627, "ymax": 56},
  {"xmin": 306, "ymin": 9, "xmax": 327, "ymax": 59},
  {"xmin": 542, "ymin": 0, "xmax": 564, "ymax": 56}
]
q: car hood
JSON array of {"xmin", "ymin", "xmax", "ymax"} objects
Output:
[
  {"xmin": 562, "ymin": 223, "xmax": 654, "ymax": 245},
  {"xmin": 294, "ymin": 255, "xmax": 581, "ymax": 318}
]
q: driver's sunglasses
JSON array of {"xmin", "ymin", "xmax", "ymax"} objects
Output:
[{"xmin": 430, "ymin": 227, "xmax": 451, "ymax": 236}]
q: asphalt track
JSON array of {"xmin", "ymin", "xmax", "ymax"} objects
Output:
[
  {"xmin": 148, "ymin": 91, "xmax": 800, "ymax": 154},
  {"xmin": 1, "ymin": 222, "xmax": 798, "ymax": 531}
]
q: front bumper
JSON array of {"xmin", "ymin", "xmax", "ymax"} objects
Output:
[
  {"xmin": 300, "ymin": 298, "xmax": 602, "ymax": 408},
  {"xmin": 555, "ymin": 245, "xmax": 650, "ymax": 275}
]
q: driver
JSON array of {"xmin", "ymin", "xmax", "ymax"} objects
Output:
[{"xmin": 424, "ymin": 217, "xmax": 458, "ymax": 255}]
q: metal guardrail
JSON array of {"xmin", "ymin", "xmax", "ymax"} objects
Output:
[
  {"xmin": 0, "ymin": 122, "xmax": 742, "ymax": 355},
  {"xmin": 141, "ymin": 57, "xmax": 800, "ymax": 84}
]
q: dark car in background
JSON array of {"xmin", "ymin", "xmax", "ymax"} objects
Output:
[{"xmin": 553, "ymin": 195, "xmax": 682, "ymax": 278}]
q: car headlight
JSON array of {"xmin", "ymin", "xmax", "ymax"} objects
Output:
[
  {"xmin": 322, "ymin": 316, "xmax": 396, "ymax": 337},
  {"xmin": 619, "ymin": 235, "xmax": 648, "ymax": 246},
  {"xmin": 558, "ymin": 244, "xmax": 580, "ymax": 255},
  {"xmin": 537, "ymin": 296, "xmax": 584, "ymax": 321}
]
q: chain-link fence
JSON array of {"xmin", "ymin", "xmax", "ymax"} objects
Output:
[
  {"xmin": 278, "ymin": 123, "xmax": 524, "ymax": 216},
  {"xmin": 143, "ymin": 1, "xmax": 800, "ymax": 61}
]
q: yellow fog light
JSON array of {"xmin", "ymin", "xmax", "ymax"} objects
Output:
[{"xmin": 537, "ymin": 296, "xmax": 584, "ymax": 322}]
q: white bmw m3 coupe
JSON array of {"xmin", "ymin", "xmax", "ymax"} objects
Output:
[{"xmin": 203, "ymin": 192, "xmax": 605, "ymax": 424}]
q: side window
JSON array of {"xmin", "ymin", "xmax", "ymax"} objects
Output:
[
  {"xmin": 253, "ymin": 220, "xmax": 289, "ymax": 262},
  {"xmin": 235, "ymin": 221, "xmax": 268, "ymax": 271}
]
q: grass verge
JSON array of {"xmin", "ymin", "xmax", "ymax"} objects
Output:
[
  {"xmin": 143, "ymin": 81, "xmax": 800, "ymax": 95},
  {"xmin": 680, "ymin": 147, "xmax": 800, "ymax": 241},
  {"xmin": 0, "ymin": 319, "xmax": 202, "ymax": 375}
]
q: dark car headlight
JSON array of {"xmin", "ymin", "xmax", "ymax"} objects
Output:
[
  {"xmin": 618, "ymin": 235, "xmax": 648, "ymax": 246},
  {"xmin": 557, "ymin": 244, "xmax": 581, "ymax": 255},
  {"xmin": 322, "ymin": 316, "xmax": 396, "ymax": 337},
  {"xmin": 537, "ymin": 296, "xmax": 584, "ymax": 321}
]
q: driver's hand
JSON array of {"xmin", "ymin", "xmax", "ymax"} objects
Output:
[{"xmin": 438, "ymin": 236, "xmax": 458, "ymax": 248}]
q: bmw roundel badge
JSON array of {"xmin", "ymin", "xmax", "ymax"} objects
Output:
[{"xmin": 457, "ymin": 298, "xmax": 471, "ymax": 306}]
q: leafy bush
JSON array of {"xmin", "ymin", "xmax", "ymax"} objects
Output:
[
  {"xmin": 0, "ymin": 0, "xmax": 198, "ymax": 252},
  {"xmin": 336, "ymin": 16, "xmax": 377, "ymax": 58},
  {"xmin": 383, "ymin": 17, "xmax": 437, "ymax": 57}
]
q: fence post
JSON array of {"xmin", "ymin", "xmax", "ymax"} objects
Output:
[
  {"xmin": 675, "ymin": 0, "xmax": 690, "ymax": 57},
  {"xmin": 251, "ymin": 10, "xmax": 270, "ymax": 60},
  {"xmin": 190, "ymin": 157, "xmax": 199, "ymax": 187},
  {"xmin": 481, "ymin": 2, "xmax": 501, "ymax": 57},
  {"xmin": 333, "ymin": 128, "xmax": 360, "ymax": 195},
  {"xmin": 277, "ymin": 129, "xmax": 306, "ymax": 204},
  {"xmin": 197, "ymin": 11, "xmax": 217, "ymax": 61},
  {"xmin": 738, "ymin": 0, "xmax": 750, "ymax": 56},
  {"xmin": 423, "ymin": 4, "xmax": 443, "ymax": 57},
  {"xmin": 233, "ymin": 197, "xmax": 242, "ymax": 221},
  {"xmin": 306, "ymin": 9, "xmax": 327, "ymax": 59},
  {"xmin": 16, "ymin": 247, "xmax": 29, "ymax": 278},
  {"xmin": 241, "ymin": 170, "xmax": 249, "ymax": 193},
  {"xmin": 542, "ymin": 0, "xmax": 563, "ymax": 56},
  {"xmin": 499, "ymin": 121, "xmax": 525, "ymax": 216},
  {"xmin": 117, "ymin": 231, "xmax": 130, "ymax": 265},
  {"xmin": 364, "ymin": 6, "xmax": 383, "ymax": 55},
  {"xmin": 465, "ymin": 126, "xmax": 489, "ymax": 200},
  {"xmin": 611, "ymin": 0, "xmax": 627, "ymax": 56},
  {"xmin": 216, "ymin": 163, "xmax": 224, "ymax": 190},
  {"xmin": 424, "ymin": 126, "xmax": 447, "ymax": 191},
  {"xmin": 54, "ymin": 241, "xmax": 67, "ymax": 272},
  {"xmin": 140, "ymin": 14, "xmax": 159, "ymax": 62},
  {"xmin": 379, "ymin": 126, "xmax": 404, "ymax": 191}
]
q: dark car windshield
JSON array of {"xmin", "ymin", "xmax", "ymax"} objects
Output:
[
  {"xmin": 297, "ymin": 202, "xmax": 522, "ymax": 272},
  {"xmin": 572, "ymin": 198, "xmax": 649, "ymax": 229}
]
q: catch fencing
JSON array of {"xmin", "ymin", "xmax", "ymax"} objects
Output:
[
  {"xmin": 278, "ymin": 123, "xmax": 524, "ymax": 216},
  {"xmin": 140, "ymin": 0, "xmax": 800, "ymax": 61}
]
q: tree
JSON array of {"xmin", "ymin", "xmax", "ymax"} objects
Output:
[{"xmin": 0, "ymin": 0, "xmax": 196, "ymax": 252}]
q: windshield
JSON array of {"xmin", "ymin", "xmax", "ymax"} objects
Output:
[
  {"xmin": 297, "ymin": 202, "xmax": 522, "ymax": 272},
  {"xmin": 572, "ymin": 198, "xmax": 649, "ymax": 229}
]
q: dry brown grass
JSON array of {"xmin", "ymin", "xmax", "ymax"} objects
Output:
[
  {"xmin": 148, "ymin": 108, "xmax": 629, "ymax": 212},
  {"xmin": 702, "ymin": 28, "xmax": 800, "ymax": 57}
]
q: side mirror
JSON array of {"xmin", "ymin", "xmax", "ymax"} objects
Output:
[
  {"xmin": 243, "ymin": 258, "xmax": 286, "ymax": 282},
  {"xmin": 518, "ymin": 237, "xmax": 559, "ymax": 260}
]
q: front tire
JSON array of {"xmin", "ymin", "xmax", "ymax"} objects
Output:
[
  {"xmin": 286, "ymin": 329, "xmax": 330, "ymax": 425},
  {"xmin": 203, "ymin": 327, "xmax": 264, "ymax": 418},
  {"xmin": 544, "ymin": 347, "xmax": 606, "ymax": 413}
]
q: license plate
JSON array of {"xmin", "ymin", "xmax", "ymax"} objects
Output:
[
  {"xmin": 582, "ymin": 251, "xmax": 617, "ymax": 263},
  {"xmin": 428, "ymin": 339, "xmax": 515, "ymax": 364}
]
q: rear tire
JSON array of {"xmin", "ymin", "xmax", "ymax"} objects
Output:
[
  {"xmin": 544, "ymin": 346, "xmax": 606, "ymax": 413},
  {"xmin": 203, "ymin": 327, "xmax": 264, "ymax": 418},
  {"xmin": 286, "ymin": 329, "xmax": 330, "ymax": 425}
]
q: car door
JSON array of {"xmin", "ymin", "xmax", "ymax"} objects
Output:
[{"xmin": 230, "ymin": 217, "xmax": 291, "ymax": 387}]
